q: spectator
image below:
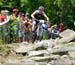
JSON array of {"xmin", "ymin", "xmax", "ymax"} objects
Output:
[
  {"xmin": 18, "ymin": 13, "xmax": 26, "ymax": 42},
  {"xmin": 49, "ymin": 25, "xmax": 60, "ymax": 39},
  {"xmin": 10, "ymin": 9, "xmax": 19, "ymax": 42},
  {"xmin": 59, "ymin": 23, "xmax": 65, "ymax": 32},
  {"xmin": 4, "ymin": 10, "xmax": 10, "ymax": 22},
  {"xmin": 0, "ymin": 10, "xmax": 6, "ymax": 22}
]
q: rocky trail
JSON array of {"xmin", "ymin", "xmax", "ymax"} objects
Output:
[{"xmin": 0, "ymin": 29, "xmax": 75, "ymax": 65}]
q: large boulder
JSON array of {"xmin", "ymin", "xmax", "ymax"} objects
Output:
[
  {"xmin": 60, "ymin": 29, "xmax": 75, "ymax": 37},
  {"xmin": 57, "ymin": 29, "xmax": 75, "ymax": 43}
]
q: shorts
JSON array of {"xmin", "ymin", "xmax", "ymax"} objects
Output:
[{"xmin": 18, "ymin": 30, "xmax": 25, "ymax": 38}]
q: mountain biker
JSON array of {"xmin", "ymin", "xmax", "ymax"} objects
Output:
[
  {"xmin": 31, "ymin": 6, "xmax": 49, "ymax": 23},
  {"xmin": 31, "ymin": 6, "xmax": 49, "ymax": 31},
  {"xmin": 31, "ymin": 6, "xmax": 49, "ymax": 41}
]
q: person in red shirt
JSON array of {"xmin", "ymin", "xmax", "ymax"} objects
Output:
[
  {"xmin": 0, "ymin": 15, "xmax": 5, "ymax": 22},
  {"xmin": 0, "ymin": 10, "xmax": 6, "ymax": 22},
  {"xmin": 0, "ymin": 10, "xmax": 10, "ymax": 25},
  {"xmin": 59, "ymin": 23, "xmax": 65, "ymax": 32}
]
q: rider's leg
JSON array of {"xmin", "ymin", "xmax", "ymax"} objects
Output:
[{"xmin": 32, "ymin": 21, "xmax": 36, "ymax": 31}]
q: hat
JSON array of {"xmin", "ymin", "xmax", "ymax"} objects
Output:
[
  {"xmin": 12, "ymin": 9, "xmax": 18, "ymax": 13},
  {"xmin": 5, "ymin": 10, "xmax": 9, "ymax": 13}
]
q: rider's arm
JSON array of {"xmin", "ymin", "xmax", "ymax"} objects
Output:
[
  {"xmin": 31, "ymin": 10, "xmax": 38, "ymax": 19},
  {"xmin": 43, "ymin": 12, "xmax": 49, "ymax": 22}
]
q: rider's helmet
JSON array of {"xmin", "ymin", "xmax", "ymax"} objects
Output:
[
  {"xmin": 38, "ymin": 6, "xmax": 44, "ymax": 11},
  {"xmin": 12, "ymin": 8, "xmax": 18, "ymax": 13}
]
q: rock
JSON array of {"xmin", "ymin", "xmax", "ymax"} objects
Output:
[
  {"xmin": 68, "ymin": 52, "xmax": 75, "ymax": 59},
  {"xmin": 4, "ymin": 62, "xmax": 35, "ymax": 65},
  {"xmin": 4, "ymin": 59, "xmax": 19, "ymax": 65},
  {"xmin": 47, "ymin": 48, "xmax": 68, "ymax": 55},
  {"xmin": 60, "ymin": 29, "xmax": 75, "ymax": 38},
  {"xmin": 60, "ymin": 55, "xmax": 69, "ymax": 59},
  {"xmin": 0, "ymin": 63, "xmax": 2, "ymax": 65},
  {"xmin": 5, "ymin": 58, "xmax": 35, "ymax": 65},
  {"xmin": 60, "ymin": 55, "xmax": 73, "ymax": 65},
  {"xmin": 53, "ymin": 59, "xmax": 71, "ymax": 65},
  {"xmin": 57, "ymin": 37, "xmax": 75, "ymax": 44},
  {"xmin": 5, "ymin": 59, "xmax": 18, "ymax": 64},
  {"xmin": 47, "ymin": 57, "xmax": 72, "ymax": 65},
  {"xmin": 71, "ymin": 59, "xmax": 75, "ymax": 65},
  {"xmin": 58, "ymin": 29, "xmax": 75, "ymax": 43},
  {"xmin": 36, "ymin": 62, "xmax": 47, "ymax": 65},
  {"xmin": 47, "ymin": 48, "xmax": 53, "ymax": 54},
  {"xmin": 14, "ymin": 44, "xmax": 34, "ymax": 54},
  {"xmin": 50, "ymin": 46, "xmax": 75, "ymax": 54},
  {"xmin": 5, "ymin": 61, "xmax": 47, "ymax": 65},
  {"xmin": 28, "ymin": 50, "xmax": 49, "ymax": 57},
  {"xmin": 20, "ymin": 59, "xmax": 35, "ymax": 63},
  {"xmin": 30, "ymin": 55, "xmax": 60, "ymax": 61},
  {"xmin": 47, "ymin": 59, "xmax": 71, "ymax": 65},
  {"xmin": 47, "ymin": 60, "xmax": 55, "ymax": 65},
  {"xmin": 47, "ymin": 46, "xmax": 75, "ymax": 55}
]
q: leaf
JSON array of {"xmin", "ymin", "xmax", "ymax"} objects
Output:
[
  {"xmin": 0, "ymin": 2, "xmax": 3, "ymax": 6},
  {"xmin": 54, "ymin": 0, "xmax": 63, "ymax": 7},
  {"xmin": 71, "ymin": 0, "xmax": 75, "ymax": 6},
  {"xmin": 0, "ymin": 0, "xmax": 3, "ymax": 2},
  {"xmin": 20, "ymin": 0, "xmax": 28, "ymax": 4}
]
